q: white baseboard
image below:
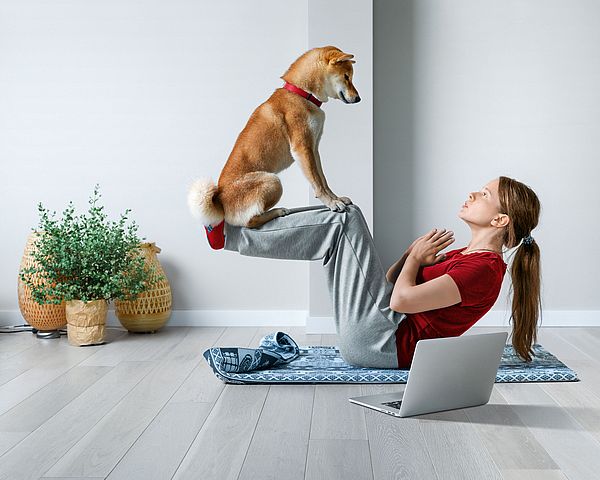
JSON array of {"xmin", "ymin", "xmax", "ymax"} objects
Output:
[
  {"xmin": 307, "ymin": 310, "xmax": 600, "ymax": 334},
  {"xmin": 1, "ymin": 309, "xmax": 599, "ymax": 334},
  {"xmin": 473, "ymin": 310, "xmax": 600, "ymax": 327},
  {"xmin": 0, "ymin": 309, "xmax": 309, "ymax": 329},
  {"xmin": 105, "ymin": 309, "xmax": 310, "ymax": 327}
]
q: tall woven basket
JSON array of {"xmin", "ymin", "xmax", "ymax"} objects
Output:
[
  {"xmin": 17, "ymin": 232, "xmax": 66, "ymax": 330},
  {"xmin": 115, "ymin": 242, "xmax": 172, "ymax": 333}
]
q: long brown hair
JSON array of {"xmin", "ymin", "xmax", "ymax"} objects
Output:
[{"xmin": 498, "ymin": 176, "xmax": 542, "ymax": 362}]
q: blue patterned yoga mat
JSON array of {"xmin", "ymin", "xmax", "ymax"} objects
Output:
[{"xmin": 202, "ymin": 331, "xmax": 579, "ymax": 385}]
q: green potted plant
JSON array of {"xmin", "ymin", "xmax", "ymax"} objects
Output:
[{"xmin": 19, "ymin": 184, "xmax": 161, "ymax": 346}]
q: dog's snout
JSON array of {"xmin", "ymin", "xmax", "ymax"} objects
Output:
[{"xmin": 354, "ymin": 95, "xmax": 361, "ymax": 103}]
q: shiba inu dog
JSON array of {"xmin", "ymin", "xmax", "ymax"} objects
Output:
[{"xmin": 188, "ymin": 45, "xmax": 361, "ymax": 230}]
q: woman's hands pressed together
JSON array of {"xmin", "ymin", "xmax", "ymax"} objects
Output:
[
  {"xmin": 390, "ymin": 228, "xmax": 460, "ymax": 314},
  {"xmin": 408, "ymin": 228, "xmax": 455, "ymax": 267}
]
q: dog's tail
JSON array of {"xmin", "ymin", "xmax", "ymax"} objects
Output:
[{"xmin": 187, "ymin": 177, "xmax": 225, "ymax": 226}]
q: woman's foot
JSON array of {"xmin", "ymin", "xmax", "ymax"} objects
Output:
[{"xmin": 205, "ymin": 220, "xmax": 225, "ymax": 249}]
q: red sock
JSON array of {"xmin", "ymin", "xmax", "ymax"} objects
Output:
[{"xmin": 204, "ymin": 220, "xmax": 225, "ymax": 250}]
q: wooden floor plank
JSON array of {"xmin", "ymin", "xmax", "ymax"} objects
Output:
[
  {"xmin": 237, "ymin": 326, "xmax": 320, "ymax": 480},
  {"xmin": 496, "ymin": 381, "xmax": 600, "ymax": 480},
  {"xmin": 305, "ymin": 439, "xmax": 373, "ymax": 480},
  {"xmin": 237, "ymin": 384, "xmax": 314, "ymax": 480},
  {"xmin": 103, "ymin": 401, "xmax": 213, "ymax": 480},
  {"xmin": 0, "ymin": 328, "xmax": 126, "ymax": 417},
  {"xmin": 464, "ymin": 388, "xmax": 559, "ymax": 471},
  {"xmin": 0, "ymin": 360, "xmax": 157, "ymax": 480},
  {"xmin": 360, "ymin": 383, "xmax": 439, "ymax": 480},
  {"xmin": 43, "ymin": 327, "xmax": 215, "ymax": 478},
  {"xmin": 418, "ymin": 407, "xmax": 503, "ymax": 480},
  {"xmin": 501, "ymin": 469, "xmax": 568, "ymax": 480},
  {"xmin": 169, "ymin": 326, "xmax": 276, "ymax": 480},
  {"xmin": 0, "ymin": 366, "xmax": 111, "ymax": 443},
  {"xmin": 0, "ymin": 338, "xmax": 67, "ymax": 386}
]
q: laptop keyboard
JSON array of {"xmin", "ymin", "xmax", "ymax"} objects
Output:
[{"xmin": 381, "ymin": 400, "xmax": 403, "ymax": 409}]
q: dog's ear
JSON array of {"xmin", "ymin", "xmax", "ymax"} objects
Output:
[
  {"xmin": 337, "ymin": 54, "xmax": 356, "ymax": 65},
  {"xmin": 324, "ymin": 49, "xmax": 356, "ymax": 65},
  {"xmin": 330, "ymin": 53, "xmax": 355, "ymax": 65}
]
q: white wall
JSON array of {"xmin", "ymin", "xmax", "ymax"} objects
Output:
[
  {"xmin": 0, "ymin": 0, "xmax": 374, "ymax": 328},
  {"xmin": 374, "ymin": 0, "xmax": 600, "ymax": 325},
  {"xmin": 308, "ymin": 0, "xmax": 373, "ymax": 324},
  {"xmin": 0, "ymin": 0, "xmax": 313, "ymax": 320}
]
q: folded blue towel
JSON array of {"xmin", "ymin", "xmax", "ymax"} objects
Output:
[{"xmin": 203, "ymin": 331, "xmax": 300, "ymax": 373}]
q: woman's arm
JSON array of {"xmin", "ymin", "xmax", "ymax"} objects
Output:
[
  {"xmin": 390, "ymin": 257, "xmax": 461, "ymax": 313},
  {"xmin": 390, "ymin": 228, "xmax": 461, "ymax": 313},
  {"xmin": 386, "ymin": 233, "xmax": 427, "ymax": 283},
  {"xmin": 386, "ymin": 251, "xmax": 410, "ymax": 283}
]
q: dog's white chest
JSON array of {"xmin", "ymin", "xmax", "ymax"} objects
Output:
[{"xmin": 308, "ymin": 112, "xmax": 325, "ymax": 144}]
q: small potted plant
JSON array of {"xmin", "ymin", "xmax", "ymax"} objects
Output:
[{"xmin": 19, "ymin": 185, "xmax": 160, "ymax": 346}]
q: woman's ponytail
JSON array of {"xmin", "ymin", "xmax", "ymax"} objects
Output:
[
  {"xmin": 509, "ymin": 237, "xmax": 542, "ymax": 361},
  {"xmin": 498, "ymin": 177, "xmax": 542, "ymax": 362}
]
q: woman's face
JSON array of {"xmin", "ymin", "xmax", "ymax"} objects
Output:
[{"xmin": 458, "ymin": 178, "xmax": 503, "ymax": 226}]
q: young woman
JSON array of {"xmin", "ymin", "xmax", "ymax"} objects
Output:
[{"xmin": 207, "ymin": 176, "xmax": 541, "ymax": 370}]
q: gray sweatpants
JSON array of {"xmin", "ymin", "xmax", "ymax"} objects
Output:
[{"xmin": 223, "ymin": 203, "xmax": 407, "ymax": 369}]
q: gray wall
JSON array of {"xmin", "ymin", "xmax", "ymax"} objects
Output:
[
  {"xmin": 374, "ymin": 0, "xmax": 600, "ymax": 324},
  {"xmin": 374, "ymin": 0, "xmax": 416, "ymax": 279}
]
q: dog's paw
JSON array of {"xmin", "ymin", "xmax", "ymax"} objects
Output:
[
  {"xmin": 279, "ymin": 208, "xmax": 291, "ymax": 217},
  {"xmin": 326, "ymin": 198, "xmax": 348, "ymax": 212},
  {"xmin": 338, "ymin": 196, "xmax": 353, "ymax": 205}
]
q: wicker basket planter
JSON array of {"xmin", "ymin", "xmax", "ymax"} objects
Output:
[
  {"xmin": 115, "ymin": 242, "xmax": 172, "ymax": 333},
  {"xmin": 65, "ymin": 299, "xmax": 107, "ymax": 346},
  {"xmin": 17, "ymin": 232, "xmax": 67, "ymax": 331}
]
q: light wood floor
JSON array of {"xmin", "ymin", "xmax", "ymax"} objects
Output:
[{"xmin": 0, "ymin": 325, "xmax": 599, "ymax": 480}]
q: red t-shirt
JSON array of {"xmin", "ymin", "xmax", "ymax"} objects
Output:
[{"xmin": 395, "ymin": 247, "xmax": 507, "ymax": 368}]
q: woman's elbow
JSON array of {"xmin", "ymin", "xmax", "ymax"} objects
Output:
[
  {"xmin": 390, "ymin": 302, "xmax": 404, "ymax": 314},
  {"xmin": 391, "ymin": 297, "xmax": 418, "ymax": 314}
]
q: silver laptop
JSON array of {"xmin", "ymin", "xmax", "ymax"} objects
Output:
[{"xmin": 349, "ymin": 331, "xmax": 508, "ymax": 418}]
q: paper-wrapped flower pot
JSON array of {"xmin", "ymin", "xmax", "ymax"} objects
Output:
[{"xmin": 65, "ymin": 299, "xmax": 107, "ymax": 346}]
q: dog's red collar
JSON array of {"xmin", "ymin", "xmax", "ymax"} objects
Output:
[{"xmin": 283, "ymin": 82, "xmax": 323, "ymax": 108}]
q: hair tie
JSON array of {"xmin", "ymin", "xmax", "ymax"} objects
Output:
[{"xmin": 522, "ymin": 234, "xmax": 534, "ymax": 245}]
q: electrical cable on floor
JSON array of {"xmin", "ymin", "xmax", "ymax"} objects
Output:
[
  {"xmin": 0, "ymin": 324, "xmax": 36, "ymax": 334},
  {"xmin": 0, "ymin": 324, "xmax": 126, "ymax": 335},
  {"xmin": 0, "ymin": 324, "xmax": 65, "ymax": 336}
]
